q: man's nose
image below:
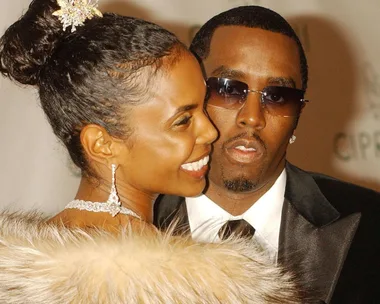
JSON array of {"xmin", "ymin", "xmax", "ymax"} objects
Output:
[{"xmin": 236, "ymin": 94, "xmax": 266, "ymax": 130}]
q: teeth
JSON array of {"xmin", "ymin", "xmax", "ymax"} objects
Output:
[
  {"xmin": 181, "ymin": 155, "xmax": 210, "ymax": 171},
  {"xmin": 235, "ymin": 145, "xmax": 256, "ymax": 152}
]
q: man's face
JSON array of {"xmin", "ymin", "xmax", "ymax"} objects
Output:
[{"xmin": 203, "ymin": 26, "xmax": 302, "ymax": 193}]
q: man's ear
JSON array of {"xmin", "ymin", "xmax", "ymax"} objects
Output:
[{"xmin": 80, "ymin": 124, "xmax": 120, "ymax": 165}]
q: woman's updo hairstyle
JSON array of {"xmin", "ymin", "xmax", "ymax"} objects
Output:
[
  {"xmin": 0, "ymin": 0, "xmax": 64, "ymax": 85},
  {"xmin": 0, "ymin": 0, "xmax": 187, "ymax": 177}
]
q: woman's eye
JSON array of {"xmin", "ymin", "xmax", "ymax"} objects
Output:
[{"xmin": 174, "ymin": 115, "xmax": 192, "ymax": 127}]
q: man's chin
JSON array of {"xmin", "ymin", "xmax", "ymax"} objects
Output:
[{"xmin": 223, "ymin": 178, "xmax": 259, "ymax": 193}]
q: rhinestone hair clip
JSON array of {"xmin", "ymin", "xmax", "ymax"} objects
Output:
[{"xmin": 53, "ymin": 0, "xmax": 103, "ymax": 32}]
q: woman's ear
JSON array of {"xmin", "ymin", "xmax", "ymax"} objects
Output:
[{"xmin": 80, "ymin": 124, "xmax": 120, "ymax": 165}]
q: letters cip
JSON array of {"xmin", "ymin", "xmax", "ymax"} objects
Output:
[{"xmin": 334, "ymin": 131, "xmax": 380, "ymax": 161}]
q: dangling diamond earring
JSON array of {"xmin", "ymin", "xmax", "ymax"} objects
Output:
[
  {"xmin": 289, "ymin": 135, "xmax": 296, "ymax": 144},
  {"xmin": 65, "ymin": 163, "xmax": 141, "ymax": 219},
  {"xmin": 107, "ymin": 164, "xmax": 121, "ymax": 217}
]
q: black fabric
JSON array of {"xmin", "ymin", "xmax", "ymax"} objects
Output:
[
  {"xmin": 218, "ymin": 219, "xmax": 255, "ymax": 240},
  {"xmin": 279, "ymin": 199, "xmax": 361, "ymax": 303},
  {"xmin": 154, "ymin": 162, "xmax": 380, "ymax": 303},
  {"xmin": 154, "ymin": 194, "xmax": 189, "ymax": 234}
]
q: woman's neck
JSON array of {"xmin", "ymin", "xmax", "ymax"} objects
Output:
[{"xmin": 75, "ymin": 176, "xmax": 157, "ymax": 223}]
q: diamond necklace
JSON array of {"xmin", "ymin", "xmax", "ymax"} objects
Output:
[{"xmin": 65, "ymin": 199, "xmax": 141, "ymax": 219}]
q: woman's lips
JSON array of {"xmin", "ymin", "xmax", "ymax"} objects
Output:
[{"xmin": 180, "ymin": 155, "xmax": 210, "ymax": 179}]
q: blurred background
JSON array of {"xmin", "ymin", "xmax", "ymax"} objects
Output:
[{"xmin": 1, "ymin": 0, "xmax": 379, "ymax": 214}]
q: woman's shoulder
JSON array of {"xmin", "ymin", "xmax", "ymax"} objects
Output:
[{"xmin": 0, "ymin": 210, "xmax": 302, "ymax": 303}]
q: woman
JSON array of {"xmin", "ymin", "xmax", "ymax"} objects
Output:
[{"xmin": 0, "ymin": 0, "xmax": 303, "ymax": 303}]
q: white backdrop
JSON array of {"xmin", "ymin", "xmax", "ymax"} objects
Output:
[{"xmin": 1, "ymin": 0, "xmax": 379, "ymax": 214}]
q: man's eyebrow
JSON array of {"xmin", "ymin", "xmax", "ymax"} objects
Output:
[
  {"xmin": 209, "ymin": 68, "xmax": 297, "ymax": 88},
  {"xmin": 268, "ymin": 77, "xmax": 296, "ymax": 88},
  {"xmin": 210, "ymin": 66, "xmax": 246, "ymax": 79}
]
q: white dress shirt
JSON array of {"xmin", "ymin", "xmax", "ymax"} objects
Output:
[{"xmin": 186, "ymin": 169, "xmax": 286, "ymax": 263}]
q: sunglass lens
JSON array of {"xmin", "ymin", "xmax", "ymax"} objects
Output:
[
  {"xmin": 262, "ymin": 86, "xmax": 305, "ymax": 117},
  {"xmin": 206, "ymin": 78, "xmax": 248, "ymax": 109}
]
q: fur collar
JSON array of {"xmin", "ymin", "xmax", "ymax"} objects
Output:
[{"xmin": 0, "ymin": 211, "xmax": 302, "ymax": 303}]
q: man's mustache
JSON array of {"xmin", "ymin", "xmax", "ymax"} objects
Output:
[{"xmin": 222, "ymin": 132, "xmax": 266, "ymax": 150}]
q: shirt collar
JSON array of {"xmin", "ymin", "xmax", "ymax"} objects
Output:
[{"xmin": 186, "ymin": 170, "xmax": 286, "ymax": 259}]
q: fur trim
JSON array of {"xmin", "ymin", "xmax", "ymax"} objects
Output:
[{"xmin": 0, "ymin": 211, "xmax": 302, "ymax": 303}]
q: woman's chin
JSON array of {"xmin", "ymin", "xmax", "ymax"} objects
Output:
[
  {"xmin": 185, "ymin": 181, "xmax": 207, "ymax": 198},
  {"xmin": 173, "ymin": 178, "xmax": 206, "ymax": 198}
]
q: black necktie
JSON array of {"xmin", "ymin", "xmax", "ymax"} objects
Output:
[{"xmin": 218, "ymin": 219, "xmax": 255, "ymax": 240}]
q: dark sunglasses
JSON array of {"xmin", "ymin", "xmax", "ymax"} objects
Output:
[{"xmin": 206, "ymin": 77, "xmax": 308, "ymax": 117}]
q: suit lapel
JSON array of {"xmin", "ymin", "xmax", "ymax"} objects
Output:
[
  {"xmin": 154, "ymin": 195, "xmax": 190, "ymax": 234},
  {"xmin": 280, "ymin": 163, "xmax": 361, "ymax": 303},
  {"xmin": 173, "ymin": 199, "xmax": 190, "ymax": 234}
]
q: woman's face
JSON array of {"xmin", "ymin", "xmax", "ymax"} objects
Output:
[{"xmin": 117, "ymin": 53, "xmax": 217, "ymax": 197}]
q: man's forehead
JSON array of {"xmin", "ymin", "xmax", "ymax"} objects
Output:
[
  {"xmin": 203, "ymin": 27, "xmax": 302, "ymax": 87},
  {"xmin": 208, "ymin": 26, "xmax": 297, "ymax": 54}
]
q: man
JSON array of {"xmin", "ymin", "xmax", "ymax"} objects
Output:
[{"xmin": 154, "ymin": 6, "xmax": 380, "ymax": 303}]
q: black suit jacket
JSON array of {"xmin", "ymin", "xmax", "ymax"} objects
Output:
[{"xmin": 154, "ymin": 163, "xmax": 380, "ymax": 303}]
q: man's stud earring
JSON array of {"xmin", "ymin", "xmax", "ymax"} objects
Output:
[{"xmin": 289, "ymin": 135, "xmax": 296, "ymax": 144}]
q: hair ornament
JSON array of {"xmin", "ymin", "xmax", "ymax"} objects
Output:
[{"xmin": 53, "ymin": 0, "xmax": 103, "ymax": 32}]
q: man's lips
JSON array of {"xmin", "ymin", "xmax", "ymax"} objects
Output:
[{"xmin": 224, "ymin": 138, "xmax": 265, "ymax": 164}]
